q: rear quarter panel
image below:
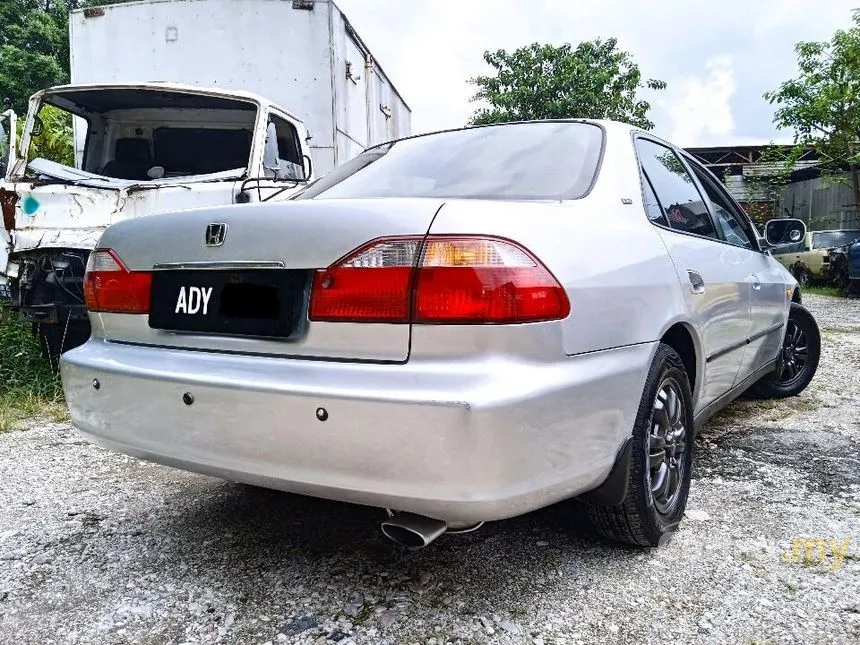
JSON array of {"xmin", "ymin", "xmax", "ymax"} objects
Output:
[{"xmin": 425, "ymin": 126, "xmax": 688, "ymax": 358}]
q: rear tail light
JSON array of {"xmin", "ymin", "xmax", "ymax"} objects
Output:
[
  {"xmin": 310, "ymin": 236, "xmax": 569, "ymax": 324},
  {"xmin": 83, "ymin": 249, "xmax": 152, "ymax": 314}
]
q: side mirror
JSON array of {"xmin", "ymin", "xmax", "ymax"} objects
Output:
[
  {"xmin": 764, "ymin": 218, "xmax": 806, "ymax": 247},
  {"xmin": 262, "ymin": 121, "xmax": 280, "ymax": 178},
  {"xmin": 302, "ymin": 153, "xmax": 313, "ymax": 181}
]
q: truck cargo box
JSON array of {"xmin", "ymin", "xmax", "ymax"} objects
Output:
[{"xmin": 69, "ymin": 0, "xmax": 411, "ymax": 175}]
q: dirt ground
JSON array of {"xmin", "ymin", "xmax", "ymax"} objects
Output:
[{"xmin": 1, "ymin": 294, "xmax": 858, "ymax": 645}]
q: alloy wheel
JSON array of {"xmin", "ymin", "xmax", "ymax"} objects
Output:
[
  {"xmin": 648, "ymin": 377, "xmax": 688, "ymax": 516},
  {"xmin": 776, "ymin": 319, "xmax": 809, "ymax": 386}
]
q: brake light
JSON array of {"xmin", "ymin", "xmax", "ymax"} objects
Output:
[
  {"xmin": 309, "ymin": 236, "xmax": 569, "ymax": 324},
  {"xmin": 83, "ymin": 249, "xmax": 152, "ymax": 314}
]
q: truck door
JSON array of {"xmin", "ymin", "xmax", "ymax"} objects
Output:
[
  {"xmin": 1, "ymin": 109, "xmax": 16, "ymax": 181},
  {"xmin": 245, "ymin": 109, "xmax": 311, "ymax": 203}
]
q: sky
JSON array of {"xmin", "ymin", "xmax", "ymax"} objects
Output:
[{"xmin": 336, "ymin": 0, "xmax": 858, "ymax": 148}]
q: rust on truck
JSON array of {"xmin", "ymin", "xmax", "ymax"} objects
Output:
[{"xmin": 0, "ymin": 188, "xmax": 17, "ymax": 231}]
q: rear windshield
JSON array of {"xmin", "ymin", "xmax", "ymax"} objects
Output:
[
  {"xmin": 298, "ymin": 122, "xmax": 603, "ymax": 201},
  {"xmin": 813, "ymin": 231, "xmax": 860, "ymax": 248}
]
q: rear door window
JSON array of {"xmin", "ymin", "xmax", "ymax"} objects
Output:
[
  {"xmin": 636, "ymin": 139, "xmax": 718, "ymax": 240},
  {"xmin": 686, "ymin": 161, "xmax": 755, "ymax": 249},
  {"xmin": 642, "ymin": 174, "xmax": 668, "ymax": 226}
]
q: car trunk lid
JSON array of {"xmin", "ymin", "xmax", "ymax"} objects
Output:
[{"xmin": 94, "ymin": 198, "xmax": 444, "ymax": 362}]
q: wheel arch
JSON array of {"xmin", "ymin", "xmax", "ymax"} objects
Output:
[{"xmin": 658, "ymin": 321, "xmax": 701, "ymax": 405}]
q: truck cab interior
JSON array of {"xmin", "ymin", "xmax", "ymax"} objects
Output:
[{"xmin": 33, "ymin": 87, "xmax": 263, "ymax": 180}]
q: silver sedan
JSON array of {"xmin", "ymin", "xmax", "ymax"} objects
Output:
[{"xmin": 60, "ymin": 120, "xmax": 820, "ymax": 549}]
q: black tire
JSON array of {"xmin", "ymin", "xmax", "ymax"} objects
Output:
[
  {"xmin": 792, "ymin": 266, "xmax": 810, "ymax": 287},
  {"xmin": 749, "ymin": 302, "xmax": 820, "ymax": 399},
  {"xmin": 832, "ymin": 258, "xmax": 850, "ymax": 292},
  {"xmin": 584, "ymin": 343, "xmax": 694, "ymax": 547}
]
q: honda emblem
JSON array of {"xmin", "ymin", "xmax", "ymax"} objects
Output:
[{"xmin": 205, "ymin": 223, "xmax": 227, "ymax": 247}]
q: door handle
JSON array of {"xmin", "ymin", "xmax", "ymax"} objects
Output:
[
  {"xmin": 687, "ymin": 269, "xmax": 705, "ymax": 295},
  {"xmin": 751, "ymin": 274, "xmax": 761, "ymax": 291}
]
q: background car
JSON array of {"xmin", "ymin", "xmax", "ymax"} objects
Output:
[
  {"xmin": 60, "ymin": 120, "xmax": 820, "ymax": 550},
  {"xmin": 772, "ymin": 228, "xmax": 860, "ymax": 286},
  {"xmin": 848, "ymin": 239, "xmax": 860, "ymax": 296}
]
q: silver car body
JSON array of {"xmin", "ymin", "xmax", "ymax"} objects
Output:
[{"xmin": 60, "ymin": 120, "xmax": 797, "ymax": 524}]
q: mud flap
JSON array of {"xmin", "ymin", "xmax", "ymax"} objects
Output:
[{"xmin": 578, "ymin": 437, "xmax": 633, "ymax": 506}]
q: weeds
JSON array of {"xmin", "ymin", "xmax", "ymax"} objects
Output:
[
  {"xmin": 0, "ymin": 307, "xmax": 65, "ymax": 432},
  {"xmin": 803, "ymin": 285, "xmax": 844, "ymax": 298}
]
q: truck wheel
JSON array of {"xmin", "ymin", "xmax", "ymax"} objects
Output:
[
  {"xmin": 749, "ymin": 303, "xmax": 820, "ymax": 399},
  {"xmin": 38, "ymin": 320, "xmax": 91, "ymax": 362},
  {"xmin": 584, "ymin": 344, "xmax": 694, "ymax": 547}
]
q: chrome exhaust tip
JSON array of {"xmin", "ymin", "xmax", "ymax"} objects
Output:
[{"xmin": 381, "ymin": 512, "xmax": 447, "ymax": 549}]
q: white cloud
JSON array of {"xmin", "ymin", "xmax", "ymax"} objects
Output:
[
  {"xmin": 663, "ymin": 57, "xmax": 736, "ymax": 147},
  {"xmin": 335, "ymin": 0, "xmax": 860, "ymax": 146}
]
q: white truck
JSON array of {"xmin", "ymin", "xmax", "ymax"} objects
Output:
[{"xmin": 0, "ymin": 0, "xmax": 410, "ymax": 357}]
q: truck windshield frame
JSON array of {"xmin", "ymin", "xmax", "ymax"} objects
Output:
[
  {"xmin": 297, "ymin": 121, "xmax": 604, "ymax": 202},
  {"xmin": 18, "ymin": 87, "xmax": 262, "ymax": 185}
]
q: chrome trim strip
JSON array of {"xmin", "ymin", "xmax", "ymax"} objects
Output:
[
  {"xmin": 706, "ymin": 322, "xmax": 784, "ymax": 364},
  {"xmin": 152, "ymin": 261, "xmax": 287, "ymax": 270},
  {"xmin": 748, "ymin": 322, "xmax": 784, "ymax": 344},
  {"xmin": 706, "ymin": 338, "xmax": 748, "ymax": 364}
]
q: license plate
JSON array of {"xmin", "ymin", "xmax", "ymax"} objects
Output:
[{"xmin": 148, "ymin": 269, "xmax": 309, "ymax": 338}]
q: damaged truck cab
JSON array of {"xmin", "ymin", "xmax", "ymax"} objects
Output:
[{"xmin": 0, "ymin": 83, "xmax": 313, "ymax": 357}]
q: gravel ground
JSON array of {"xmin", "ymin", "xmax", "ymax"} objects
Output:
[{"xmin": 1, "ymin": 294, "xmax": 858, "ymax": 645}]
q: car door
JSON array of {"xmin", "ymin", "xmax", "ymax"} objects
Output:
[
  {"xmin": 636, "ymin": 137, "xmax": 751, "ymax": 411},
  {"xmin": 682, "ymin": 156, "xmax": 788, "ymax": 385}
]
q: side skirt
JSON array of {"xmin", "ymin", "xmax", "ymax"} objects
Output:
[{"xmin": 693, "ymin": 358, "xmax": 778, "ymax": 431}]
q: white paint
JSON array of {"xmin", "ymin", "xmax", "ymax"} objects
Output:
[
  {"xmin": 174, "ymin": 288, "xmax": 186, "ymax": 314},
  {"xmin": 68, "ymin": 0, "xmax": 411, "ymax": 176},
  {"xmin": 175, "ymin": 287, "xmax": 213, "ymax": 315},
  {"xmin": 200, "ymin": 287, "xmax": 212, "ymax": 316}
]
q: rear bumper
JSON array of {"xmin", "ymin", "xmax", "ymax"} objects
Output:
[{"xmin": 60, "ymin": 339, "xmax": 656, "ymax": 523}]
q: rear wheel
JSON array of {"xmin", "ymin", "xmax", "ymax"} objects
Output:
[
  {"xmin": 749, "ymin": 302, "xmax": 820, "ymax": 399},
  {"xmin": 584, "ymin": 344, "xmax": 694, "ymax": 547},
  {"xmin": 792, "ymin": 266, "xmax": 810, "ymax": 287}
]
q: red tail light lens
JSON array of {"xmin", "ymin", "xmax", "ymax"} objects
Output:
[
  {"xmin": 83, "ymin": 249, "xmax": 152, "ymax": 314},
  {"xmin": 414, "ymin": 238, "xmax": 570, "ymax": 322},
  {"xmin": 309, "ymin": 238, "xmax": 421, "ymax": 322},
  {"xmin": 310, "ymin": 236, "xmax": 569, "ymax": 324}
]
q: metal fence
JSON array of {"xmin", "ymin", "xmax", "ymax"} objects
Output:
[{"xmin": 780, "ymin": 174, "xmax": 860, "ymax": 230}]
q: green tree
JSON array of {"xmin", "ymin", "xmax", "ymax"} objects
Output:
[
  {"xmin": 0, "ymin": 1, "xmax": 134, "ymax": 114},
  {"xmin": 0, "ymin": 1, "xmax": 76, "ymax": 114},
  {"xmin": 764, "ymin": 10, "xmax": 860, "ymax": 215},
  {"xmin": 18, "ymin": 104, "xmax": 75, "ymax": 166},
  {"xmin": 468, "ymin": 40, "xmax": 666, "ymax": 129}
]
